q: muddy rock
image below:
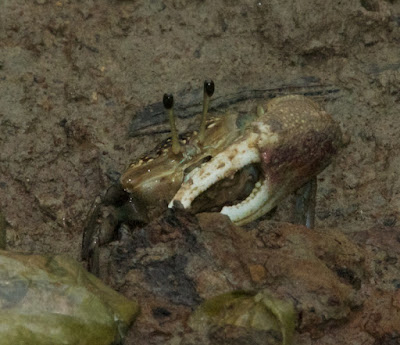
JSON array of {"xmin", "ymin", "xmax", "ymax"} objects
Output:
[{"xmin": 104, "ymin": 210, "xmax": 366, "ymax": 344}]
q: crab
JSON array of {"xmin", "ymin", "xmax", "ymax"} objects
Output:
[{"xmin": 82, "ymin": 80, "xmax": 343, "ymax": 274}]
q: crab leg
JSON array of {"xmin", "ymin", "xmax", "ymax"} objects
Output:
[{"xmin": 169, "ymin": 133, "xmax": 261, "ymax": 209}]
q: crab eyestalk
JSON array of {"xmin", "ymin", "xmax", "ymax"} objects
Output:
[
  {"xmin": 163, "ymin": 93, "xmax": 181, "ymax": 155},
  {"xmin": 198, "ymin": 80, "xmax": 215, "ymax": 144}
]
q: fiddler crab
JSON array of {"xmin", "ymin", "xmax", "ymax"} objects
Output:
[{"xmin": 82, "ymin": 80, "xmax": 343, "ymax": 274}]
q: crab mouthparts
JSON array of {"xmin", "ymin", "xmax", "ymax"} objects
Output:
[{"xmin": 168, "ymin": 137, "xmax": 274, "ymax": 225}]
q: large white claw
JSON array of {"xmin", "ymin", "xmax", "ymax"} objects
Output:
[
  {"xmin": 221, "ymin": 179, "xmax": 294, "ymax": 225},
  {"xmin": 168, "ymin": 133, "xmax": 261, "ymax": 209},
  {"xmin": 221, "ymin": 180, "xmax": 269, "ymax": 225}
]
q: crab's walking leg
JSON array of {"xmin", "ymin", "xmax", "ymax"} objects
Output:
[
  {"xmin": 81, "ymin": 196, "xmax": 102, "ymax": 275},
  {"xmin": 294, "ymin": 177, "xmax": 317, "ymax": 229}
]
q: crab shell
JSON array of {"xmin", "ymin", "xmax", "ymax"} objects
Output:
[
  {"xmin": 120, "ymin": 108, "xmax": 245, "ymax": 219},
  {"xmin": 122, "ymin": 95, "xmax": 342, "ymax": 225}
]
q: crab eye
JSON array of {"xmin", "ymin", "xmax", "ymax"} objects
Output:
[
  {"xmin": 163, "ymin": 93, "xmax": 174, "ymax": 109},
  {"xmin": 204, "ymin": 80, "xmax": 215, "ymax": 97}
]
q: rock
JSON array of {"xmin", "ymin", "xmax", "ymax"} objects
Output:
[
  {"xmin": 0, "ymin": 250, "xmax": 139, "ymax": 345},
  {"xmin": 105, "ymin": 209, "xmax": 365, "ymax": 344},
  {"xmin": 189, "ymin": 289, "xmax": 296, "ymax": 345}
]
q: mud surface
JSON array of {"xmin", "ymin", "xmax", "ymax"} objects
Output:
[
  {"xmin": 0, "ymin": 0, "xmax": 399, "ymax": 322},
  {"xmin": 1, "ymin": 0, "xmax": 399, "ymax": 344}
]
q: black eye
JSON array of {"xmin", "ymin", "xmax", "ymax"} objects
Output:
[
  {"xmin": 204, "ymin": 80, "xmax": 215, "ymax": 97},
  {"xmin": 163, "ymin": 93, "xmax": 174, "ymax": 109}
]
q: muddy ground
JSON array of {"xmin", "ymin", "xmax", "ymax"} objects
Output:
[{"xmin": 0, "ymin": 0, "xmax": 399, "ymax": 335}]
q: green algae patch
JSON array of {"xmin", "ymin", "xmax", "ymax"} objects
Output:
[
  {"xmin": 0, "ymin": 250, "xmax": 139, "ymax": 345},
  {"xmin": 190, "ymin": 290, "xmax": 296, "ymax": 345}
]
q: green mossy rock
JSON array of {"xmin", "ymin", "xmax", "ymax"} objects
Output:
[
  {"xmin": 0, "ymin": 250, "xmax": 139, "ymax": 345},
  {"xmin": 190, "ymin": 290, "xmax": 296, "ymax": 345}
]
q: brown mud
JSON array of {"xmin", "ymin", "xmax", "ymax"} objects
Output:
[{"xmin": 0, "ymin": 0, "xmax": 399, "ymax": 343}]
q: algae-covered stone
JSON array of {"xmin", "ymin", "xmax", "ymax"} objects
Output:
[
  {"xmin": 0, "ymin": 250, "xmax": 139, "ymax": 345},
  {"xmin": 190, "ymin": 289, "xmax": 296, "ymax": 345}
]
